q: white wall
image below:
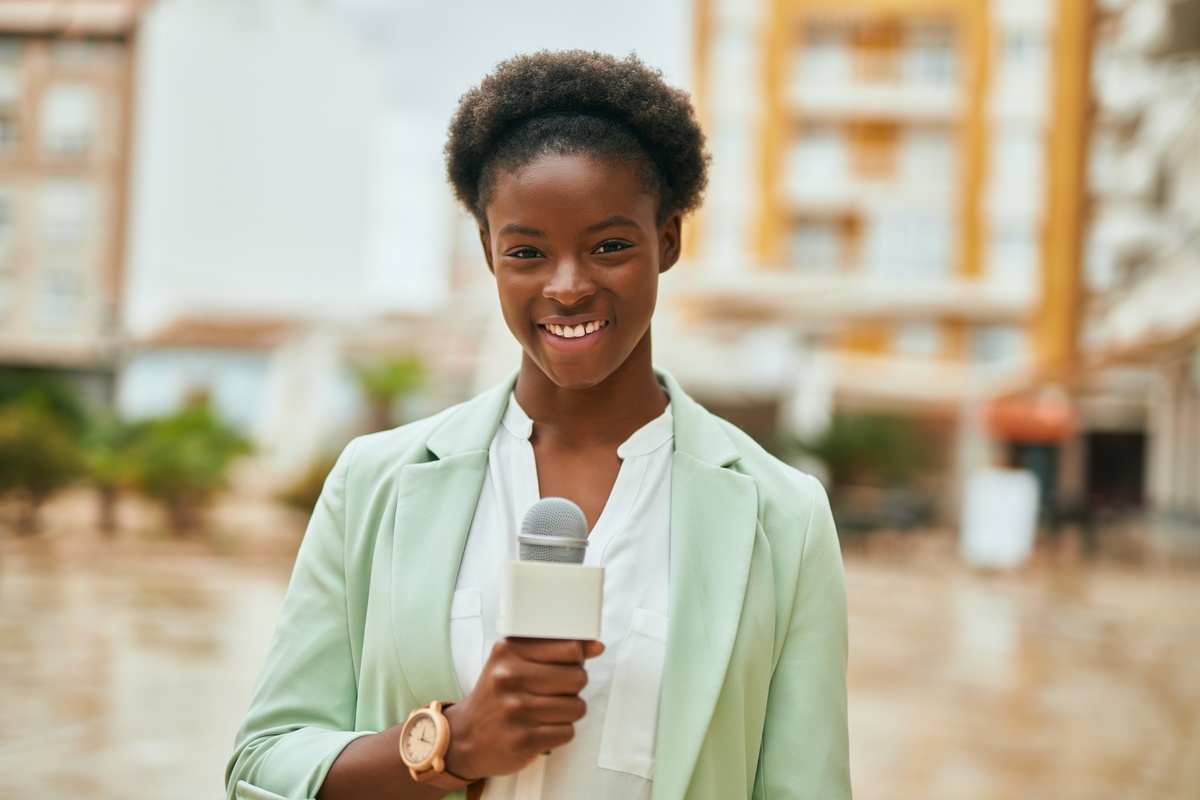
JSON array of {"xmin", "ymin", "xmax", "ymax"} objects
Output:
[
  {"xmin": 124, "ymin": 0, "xmax": 386, "ymax": 335},
  {"xmin": 124, "ymin": 0, "xmax": 694, "ymax": 338}
]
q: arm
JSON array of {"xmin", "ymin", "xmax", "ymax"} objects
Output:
[
  {"xmin": 754, "ymin": 475, "xmax": 852, "ymax": 799},
  {"xmin": 226, "ymin": 440, "xmax": 600, "ymax": 800},
  {"xmin": 320, "ymin": 637, "xmax": 604, "ymax": 799},
  {"xmin": 225, "ymin": 441, "xmax": 379, "ymax": 800}
]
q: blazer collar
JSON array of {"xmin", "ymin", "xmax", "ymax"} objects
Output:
[
  {"xmin": 394, "ymin": 367, "xmax": 759, "ymax": 800},
  {"xmin": 425, "ymin": 371, "xmax": 517, "ymax": 460},
  {"xmin": 656, "ymin": 369, "xmax": 741, "ymax": 469},
  {"xmin": 424, "ymin": 367, "xmax": 742, "ymax": 468}
]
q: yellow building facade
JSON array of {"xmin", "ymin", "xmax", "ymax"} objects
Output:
[{"xmin": 687, "ymin": 0, "xmax": 1090, "ymax": 413}]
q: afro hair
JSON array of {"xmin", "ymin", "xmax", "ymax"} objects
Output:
[{"xmin": 445, "ymin": 50, "xmax": 709, "ymax": 225}]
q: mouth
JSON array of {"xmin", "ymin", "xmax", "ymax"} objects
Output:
[{"xmin": 538, "ymin": 319, "xmax": 609, "ymax": 340}]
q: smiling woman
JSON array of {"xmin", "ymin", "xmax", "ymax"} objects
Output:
[{"xmin": 227, "ymin": 51, "xmax": 850, "ymax": 800}]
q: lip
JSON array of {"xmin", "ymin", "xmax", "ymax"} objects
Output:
[{"xmin": 537, "ymin": 318, "xmax": 610, "ymax": 352}]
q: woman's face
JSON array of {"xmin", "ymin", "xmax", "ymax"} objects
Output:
[{"xmin": 481, "ymin": 153, "xmax": 681, "ymax": 391}]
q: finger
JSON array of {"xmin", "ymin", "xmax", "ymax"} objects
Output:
[
  {"xmin": 512, "ymin": 694, "xmax": 588, "ymax": 726},
  {"xmin": 491, "ymin": 659, "xmax": 588, "ymax": 696},
  {"xmin": 506, "ymin": 637, "xmax": 589, "ymax": 665},
  {"xmin": 519, "ymin": 722, "xmax": 576, "ymax": 755},
  {"xmin": 582, "ymin": 640, "xmax": 605, "ymax": 659}
]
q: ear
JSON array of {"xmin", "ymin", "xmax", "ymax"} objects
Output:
[
  {"xmin": 479, "ymin": 225, "xmax": 495, "ymax": 274},
  {"xmin": 658, "ymin": 213, "xmax": 682, "ymax": 274}
]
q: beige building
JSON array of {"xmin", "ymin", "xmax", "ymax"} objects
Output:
[
  {"xmin": 1073, "ymin": 0, "xmax": 1200, "ymax": 529},
  {"xmin": 0, "ymin": 1, "xmax": 143, "ymax": 386}
]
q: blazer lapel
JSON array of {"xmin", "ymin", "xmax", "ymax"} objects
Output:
[
  {"xmin": 654, "ymin": 372, "xmax": 759, "ymax": 799},
  {"xmin": 390, "ymin": 375, "xmax": 515, "ymax": 704}
]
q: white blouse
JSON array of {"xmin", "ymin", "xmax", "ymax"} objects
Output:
[{"xmin": 450, "ymin": 394, "xmax": 674, "ymax": 800}]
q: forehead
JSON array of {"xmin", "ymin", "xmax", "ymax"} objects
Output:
[{"xmin": 484, "ymin": 153, "xmax": 659, "ymax": 232}]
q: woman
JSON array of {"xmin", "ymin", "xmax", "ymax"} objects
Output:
[{"xmin": 227, "ymin": 51, "xmax": 850, "ymax": 800}]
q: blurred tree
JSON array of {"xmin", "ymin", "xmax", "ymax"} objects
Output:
[
  {"xmin": 126, "ymin": 400, "xmax": 250, "ymax": 537},
  {"xmin": 278, "ymin": 452, "xmax": 340, "ymax": 515},
  {"xmin": 794, "ymin": 413, "xmax": 930, "ymax": 488},
  {"xmin": 353, "ymin": 355, "xmax": 424, "ymax": 431},
  {"xmin": 0, "ymin": 370, "xmax": 89, "ymax": 439},
  {"xmin": 82, "ymin": 415, "xmax": 145, "ymax": 537},
  {"xmin": 0, "ymin": 401, "xmax": 83, "ymax": 535}
]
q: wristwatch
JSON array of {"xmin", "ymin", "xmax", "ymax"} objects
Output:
[{"xmin": 398, "ymin": 701, "xmax": 473, "ymax": 791}]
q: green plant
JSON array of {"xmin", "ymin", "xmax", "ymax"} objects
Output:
[
  {"xmin": 0, "ymin": 370, "xmax": 88, "ymax": 439},
  {"xmin": 0, "ymin": 400, "xmax": 83, "ymax": 535},
  {"xmin": 126, "ymin": 401, "xmax": 250, "ymax": 537},
  {"xmin": 354, "ymin": 356, "xmax": 423, "ymax": 431},
  {"xmin": 82, "ymin": 414, "xmax": 145, "ymax": 536},
  {"xmin": 793, "ymin": 413, "xmax": 930, "ymax": 488}
]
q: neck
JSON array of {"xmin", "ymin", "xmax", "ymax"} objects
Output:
[{"xmin": 513, "ymin": 332, "xmax": 667, "ymax": 449}]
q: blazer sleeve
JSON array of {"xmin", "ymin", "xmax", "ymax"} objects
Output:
[
  {"xmin": 754, "ymin": 474, "xmax": 852, "ymax": 799},
  {"xmin": 225, "ymin": 440, "xmax": 374, "ymax": 800}
]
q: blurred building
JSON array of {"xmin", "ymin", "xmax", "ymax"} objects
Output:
[
  {"xmin": 0, "ymin": 0, "xmax": 144, "ymax": 399},
  {"xmin": 1072, "ymin": 0, "xmax": 1200, "ymax": 530},
  {"xmin": 683, "ymin": 0, "xmax": 1091, "ymax": 515}
]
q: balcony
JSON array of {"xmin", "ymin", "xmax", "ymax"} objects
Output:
[{"xmin": 673, "ymin": 271, "xmax": 1038, "ymax": 326}]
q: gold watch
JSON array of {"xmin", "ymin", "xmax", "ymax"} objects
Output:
[{"xmin": 398, "ymin": 701, "xmax": 473, "ymax": 791}]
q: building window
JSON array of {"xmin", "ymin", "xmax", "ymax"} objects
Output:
[
  {"xmin": 41, "ymin": 83, "xmax": 98, "ymax": 156},
  {"xmin": 864, "ymin": 209, "xmax": 952, "ymax": 281},
  {"xmin": 902, "ymin": 24, "xmax": 956, "ymax": 85},
  {"xmin": 787, "ymin": 126, "xmax": 850, "ymax": 189},
  {"xmin": 898, "ymin": 127, "xmax": 955, "ymax": 186},
  {"xmin": 987, "ymin": 221, "xmax": 1040, "ymax": 287},
  {"xmin": 893, "ymin": 321, "xmax": 943, "ymax": 357},
  {"xmin": 1000, "ymin": 28, "xmax": 1047, "ymax": 76},
  {"xmin": 799, "ymin": 23, "xmax": 853, "ymax": 84},
  {"xmin": 39, "ymin": 179, "xmax": 92, "ymax": 243},
  {"xmin": 49, "ymin": 39, "xmax": 123, "ymax": 66},
  {"xmin": 992, "ymin": 125, "xmax": 1044, "ymax": 183},
  {"xmin": 970, "ymin": 325, "xmax": 1026, "ymax": 365},
  {"xmin": 38, "ymin": 269, "xmax": 83, "ymax": 329},
  {"xmin": 0, "ymin": 38, "xmax": 23, "ymax": 63},
  {"xmin": 791, "ymin": 221, "xmax": 843, "ymax": 272}
]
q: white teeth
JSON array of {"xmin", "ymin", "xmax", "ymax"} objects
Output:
[{"xmin": 544, "ymin": 320, "xmax": 606, "ymax": 338}]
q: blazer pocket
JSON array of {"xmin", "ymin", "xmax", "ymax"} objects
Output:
[
  {"xmin": 450, "ymin": 589, "xmax": 484, "ymax": 696},
  {"xmin": 598, "ymin": 608, "xmax": 669, "ymax": 779}
]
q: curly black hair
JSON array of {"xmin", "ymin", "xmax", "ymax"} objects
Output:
[{"xmin": 445, "ymin": 50, "xmax": 709, "ymax": 226}]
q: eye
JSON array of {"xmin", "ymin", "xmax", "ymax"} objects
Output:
[
  {"xmin": 593, "ymin": 240, "xmax": 631, "ymax": 255},
  {"xmin": 505, "ymin": 247, "xmax": 543, "ymax": 260}
]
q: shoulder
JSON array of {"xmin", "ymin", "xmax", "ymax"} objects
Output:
[
  {"xmin": 336, "ymin": 382, "xmax": 510, "ymax": 485},
  {"xmin": 709, "ymin": 413, "xmax": 829, "ymax": 532}
]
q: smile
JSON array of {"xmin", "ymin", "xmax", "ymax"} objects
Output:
[{"xmin": 539, "ymin": 320, "xmax": 609, "ymax": 339}]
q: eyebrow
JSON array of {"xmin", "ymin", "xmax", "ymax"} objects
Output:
[
  {"xmin": 498, "ymin": 223, "xmax": 547, "ymax": 238},
  {"xmin": 585, "ymin": 215, "xmax": 640, "ymax": 234}
]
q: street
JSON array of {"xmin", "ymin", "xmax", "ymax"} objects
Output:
[{"xmin": 1, "ymin": 496, "xmax": 1198, "ymax": 799}]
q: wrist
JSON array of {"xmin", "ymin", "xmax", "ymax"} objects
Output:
[{"xmin": 441, "ymin": 702, "xmax": 481, "ymax": 781}]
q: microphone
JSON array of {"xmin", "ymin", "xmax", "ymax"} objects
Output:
[
  {"xmin": 498, "ymin": 497, "xmax": 604, "ymax": 641},
  {"xmin": 518, "ymin": 497, "xmax": 588, "ymax": 563}
]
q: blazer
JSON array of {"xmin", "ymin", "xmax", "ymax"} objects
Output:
[{"xmin": 227, "ymin": 370, "xmax": 851, "ymax": 800}]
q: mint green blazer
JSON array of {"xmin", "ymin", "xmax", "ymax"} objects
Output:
[{"xmin": 227, "ymin": 371, "xmax": 851, "ymax": 800}]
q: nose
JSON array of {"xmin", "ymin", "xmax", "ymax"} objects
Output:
[{"xmin": 543, "ymin": 257, "xmax": 595, "ymax": 307}]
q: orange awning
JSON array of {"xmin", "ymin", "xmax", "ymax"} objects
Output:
[{"xmin": 985, "ymin": 394, "xmax": 1076, "ymax": 444}]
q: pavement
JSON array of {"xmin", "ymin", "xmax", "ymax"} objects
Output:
[{"xmin": 1, "ymin": 491, "xmax": 1198, "ymax": 799}]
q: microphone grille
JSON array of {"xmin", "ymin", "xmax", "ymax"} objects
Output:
[{"xmin": 519, "ymin": 497, "xmax": 588, "ymax": 564}]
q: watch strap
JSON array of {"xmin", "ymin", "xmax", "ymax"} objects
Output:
[{"xmin": 403, "ymin": 701, "xmax": 485, "ymax": 797}]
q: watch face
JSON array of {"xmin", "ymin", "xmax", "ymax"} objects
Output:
[{"xmin": 401, "ymin": 713, "xmax": 437, "ymax": 764}]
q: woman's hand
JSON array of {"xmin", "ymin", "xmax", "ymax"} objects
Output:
[{"xmin": 442, "ymin": 637, "xmax": 605, "ymax": 780}]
